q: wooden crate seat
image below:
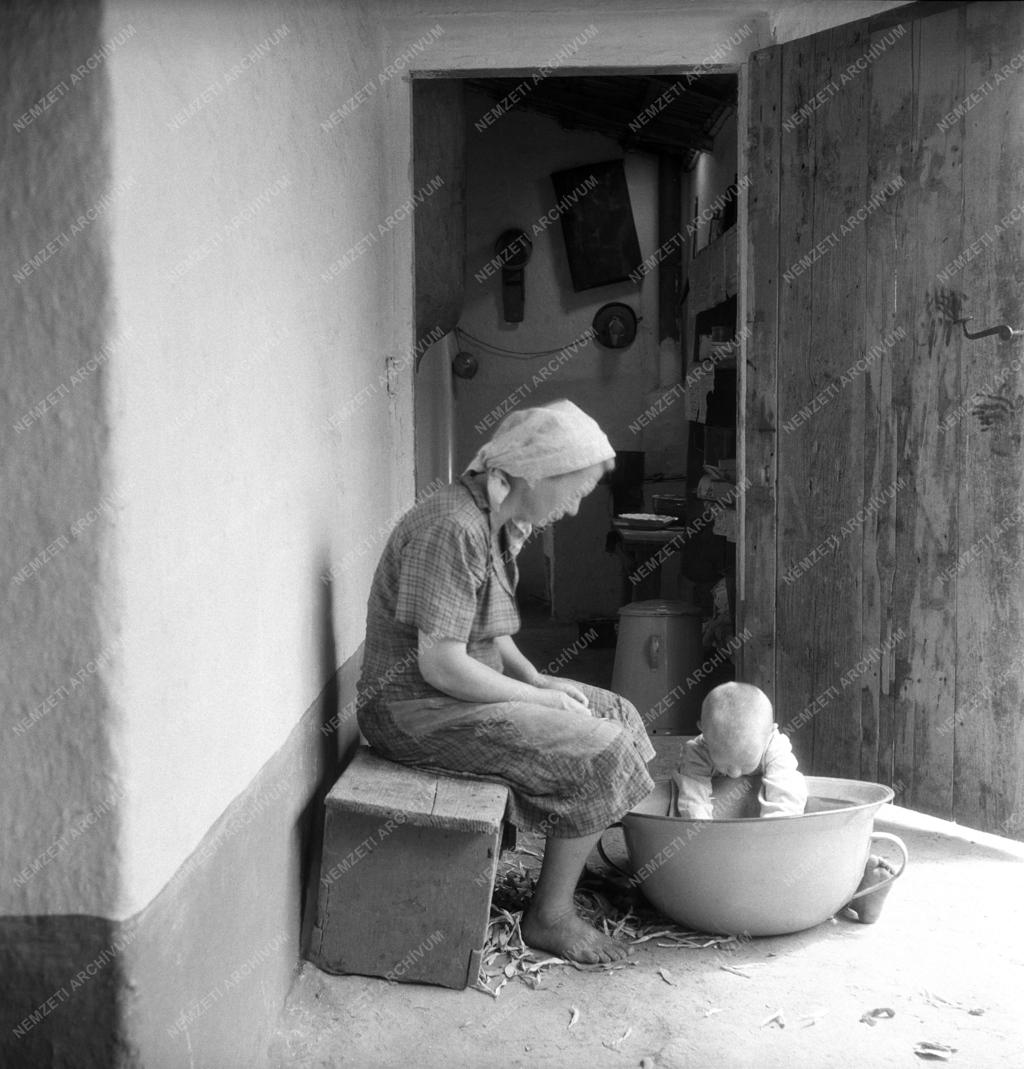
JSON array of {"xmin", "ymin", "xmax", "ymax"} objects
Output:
[{"xmin": 311, "ymin": 747, "xmax": 509, "ymax": 989}]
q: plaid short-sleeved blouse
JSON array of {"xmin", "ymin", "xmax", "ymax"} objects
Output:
[{"xmin": 357, "ymin": 473, "xmax": 521, "ymax": 711}]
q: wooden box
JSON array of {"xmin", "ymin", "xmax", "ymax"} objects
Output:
[{"xmin": 311, "ymin": 747, "xmax": 509, "ymax": 989}]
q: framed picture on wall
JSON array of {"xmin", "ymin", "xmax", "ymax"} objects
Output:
[{"xmin": 550, "ymin": 159, "xmax": 643, "ymax": 292}]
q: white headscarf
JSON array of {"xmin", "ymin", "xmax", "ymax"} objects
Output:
[{"xmin": 464, "ymin": 400, "xmax": 615, "ymax": 552}]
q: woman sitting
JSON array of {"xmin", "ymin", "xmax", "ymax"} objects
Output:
[{"xmin": 356, "ymin": 400, "xmax": 654, "ymax": 963}]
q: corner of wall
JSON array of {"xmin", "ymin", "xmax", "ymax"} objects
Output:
[
  {"xmin": 0, "ymin": 4, "xmax": 131, "ymax": 1063},
  {"xmin": 0, "ymin": 0, "xmax": 123, "ymax": 920}
]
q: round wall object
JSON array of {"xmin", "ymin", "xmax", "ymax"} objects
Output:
[
  {"xmin": 494, "ymin": 228, "xmax": 533, "ymax": 268},
  {"xmin": 592, "ymin": 303, "xmax": 638, "ymax": 349},
  {"xmin": 452, "ymin": 350, "xmax": 478, "ymax": 379}
]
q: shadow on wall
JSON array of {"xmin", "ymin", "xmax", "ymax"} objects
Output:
[{"xmin": 298, "ymin": 566, "xmax": 357, "ymax": 960}]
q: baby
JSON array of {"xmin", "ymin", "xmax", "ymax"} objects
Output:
[{"xmin": 672, "ymin": 681, "xmax": 807, "ymax": 819}]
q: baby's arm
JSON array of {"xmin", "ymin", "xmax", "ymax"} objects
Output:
[
  {"xmin": 672, "ymin": 738, "xmax": 715, "ymax": 820},
  {"xmin": 758, "ymin": 730, "xmax": 808, "ymax": 817}
]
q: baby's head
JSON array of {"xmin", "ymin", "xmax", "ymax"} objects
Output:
[{"xmin": 699, "ymin": 682, "xmax": 774, "ymax": 777}]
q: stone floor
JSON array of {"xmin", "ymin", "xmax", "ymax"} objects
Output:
[{"xmin": 269, "ymin": 606, "xmax": 1024, "ymax": 1068}]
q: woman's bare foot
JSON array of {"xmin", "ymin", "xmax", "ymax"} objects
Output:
[
  {"xmin": 846, "ymin": 855, "xmax": 897, "ymax": 924},
  {"xmin": 521, "ymin": 905, "xmax": 632, "ymax": 964}
]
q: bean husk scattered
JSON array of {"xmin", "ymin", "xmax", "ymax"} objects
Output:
[
  {"xmin": 860, "ymin": 1007, "xmax": 896, "ymax": 1026},
  {"xmin": 913, "ymin": 1040, "xmax": 958, "ymax": 1061},
  {"xmin": 475, "ymin": 839, "xmax": 739, "ymax": 996}
]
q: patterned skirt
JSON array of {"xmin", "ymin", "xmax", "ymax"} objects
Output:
[{"xmin": 358, "ymin": 681, "xmax": 656, "ymax": 839}]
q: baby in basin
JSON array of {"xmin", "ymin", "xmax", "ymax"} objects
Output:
[{"xmin": 672, "ymin": 681, "xmax": 807, "ymax": 819}]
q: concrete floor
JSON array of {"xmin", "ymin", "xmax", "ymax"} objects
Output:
[{"xmin": 270, "ymin": 609, "xmax": 1024, "ymax": 1068}]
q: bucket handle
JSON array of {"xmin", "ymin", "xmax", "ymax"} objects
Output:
[
  {"xmin": 847, "ymin": 831, "xmax": 908, "ymax": 901},
  {"xmin": 647, "ymin": 635, "xmax": 661, "ymax": 669},
  {"xmin": 596, "ymin": 822, "xmax": 632, "ymax": 879}
]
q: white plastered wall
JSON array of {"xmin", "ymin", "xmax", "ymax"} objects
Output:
[
  {"xmin": 456, "ymin": 92, "xmax": 660, "ymax": 454},
  {"xmin": 104, "ymin": 0, "xmax": 413, "ymax": 916}
]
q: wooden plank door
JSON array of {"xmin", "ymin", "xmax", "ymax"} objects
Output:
[{"xmin": 743, "ymin": 1, "xmax": 1024, "ymax": 837}]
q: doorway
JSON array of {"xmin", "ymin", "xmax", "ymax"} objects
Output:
[{"xmin": 410, "ymin": 69, "xmax": 742, "ymax": 644}]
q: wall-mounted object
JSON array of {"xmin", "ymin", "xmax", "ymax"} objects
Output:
[
  {"xmin": 592, "ymin": 302, "xmax": 638, "ymax": 349},
  {"xmin": 494, "ymin": 229, "xmax": 532, "ymax": 323},
  {"xmin": 452, "ymin": 350, "xmax": 478, "ymax": 378},
  {"xmin": 551, "ymin": 159, "xmax": 642, "ymax": 292}
]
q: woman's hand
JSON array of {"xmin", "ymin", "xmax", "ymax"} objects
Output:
[
  {"xmin": 419, "ymin": 634, "xmax": 592, "ymax": 714},
  {"xmin": 534, "ymin": 675, "xmax": 589, "ymax": 706},
  {"xmin": 532, "ymin": 675, "xmax": 591, "ymax": 714}
]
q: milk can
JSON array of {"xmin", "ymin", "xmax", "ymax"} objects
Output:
[{"xmin": 611, "ymin": 599, "xmax": 704, "ymax": 734}]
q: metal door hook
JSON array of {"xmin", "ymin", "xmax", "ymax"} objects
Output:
[{"xmin": 958, "ymin": 317, "xmax": 1023, "ymax": 342}]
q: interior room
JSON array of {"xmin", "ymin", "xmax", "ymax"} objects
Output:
[
  {"xmin": 416, "ymin": 68, "xmax": 738, "ymax": 630},
  {"xmin": 2, "ymin": 2, "xmax": 1022, "ymax": 1067}
]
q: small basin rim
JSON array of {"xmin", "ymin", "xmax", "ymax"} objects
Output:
[{"xmin": 625, "ymin": 775, "xmax": 894, "ymax": 825}]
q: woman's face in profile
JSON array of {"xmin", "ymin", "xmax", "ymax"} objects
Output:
[{"xmin": 518, "ymin": 462, "xmax": 607, "ymax": 527}]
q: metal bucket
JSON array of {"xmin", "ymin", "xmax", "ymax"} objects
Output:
[
  {"xmin": 609, "ymin": 776, "xmax": 908, "ymax": 936},
  {"xmin": 610, "ymin": 600, "xmax": 705, "ymax": 734}
]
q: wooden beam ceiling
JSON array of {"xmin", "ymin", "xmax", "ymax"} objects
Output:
[{"xmin": 465, "ymin": 74, "xmax": 735, "ymax": 168}]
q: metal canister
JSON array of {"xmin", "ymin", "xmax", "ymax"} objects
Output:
[{"xmin": 611, "ymin": 599, "xmax": 704, "ymax": 734}]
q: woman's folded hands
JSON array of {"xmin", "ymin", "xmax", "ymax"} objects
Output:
[{"xmin": 531, "ymin": 675, "xmax": 591, "ymax": 715}]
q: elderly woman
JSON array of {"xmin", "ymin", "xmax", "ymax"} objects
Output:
[{"xmin": 356, "ymin": 400, "xmax": 655, "ymax": 963}]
